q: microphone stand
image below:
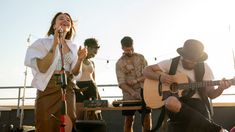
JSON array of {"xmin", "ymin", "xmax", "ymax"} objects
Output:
[
  {"xmin": 233, "ymin": 49, "xmax": 235, "ymax": 70},
  {"xmin": 16, "ymin": 34, "xmax": 31, "ymax": 132},
  {"xmin": 58, "ymin": 32, "xmax": 68, "ymax": 132}
]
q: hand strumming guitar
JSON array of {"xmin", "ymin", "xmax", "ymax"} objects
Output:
[{"xmin": 159, "ymin": 74, "xmax": 176, "ymax": 86}]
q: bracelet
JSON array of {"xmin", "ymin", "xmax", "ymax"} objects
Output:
[{"xmin": 158, "ymin": 75, "xmax": 161, "ymax": 82}]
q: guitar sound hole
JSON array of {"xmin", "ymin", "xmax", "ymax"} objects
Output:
[{"xmin": 170, "ymin": 83, "xmax": 178, "ymax": 93}]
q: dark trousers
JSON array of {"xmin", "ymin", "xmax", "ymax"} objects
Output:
[
  {"xmin": 167, "ymin": 98, "xmax": 222, "ymax": 132},
  {"xmin": 75, "ymin": 80, "xmax": 98, "ymax": 102}
]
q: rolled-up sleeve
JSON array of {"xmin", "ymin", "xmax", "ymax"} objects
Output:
[
  {"xmin": 116, "ymin": 60, "xmax": 126, "ymax": 85},
  {"xmin": 24, "ymin": 39, "xmax": 48, "ymax": 72}
]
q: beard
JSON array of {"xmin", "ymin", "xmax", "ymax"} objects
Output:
[
  {"xmin": 123, "ymin": 51, "xmax": 133, "ymax": 57},
  {"xmin": 125, "ymin": 53, "xmax": 133, "ymax": 57},
  {"xmin": 182, "ymin": 60, "xmax": 195, "ymax": 70}
]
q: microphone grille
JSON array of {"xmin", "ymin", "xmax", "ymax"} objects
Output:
[{"xmin": 59, "ymin": 28, "xmax": 63, "ymax": 33}]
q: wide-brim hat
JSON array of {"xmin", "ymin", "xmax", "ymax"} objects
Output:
[{"xmin": 177, "ymin": 39, "xmax": 208, "ymax": 62}]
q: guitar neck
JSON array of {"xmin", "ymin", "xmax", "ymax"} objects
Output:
[{"xmin": 178, "ymin": 80, "xmax": 222, "ymax": 90}]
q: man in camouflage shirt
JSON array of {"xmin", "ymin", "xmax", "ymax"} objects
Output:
[{"xmin": 116, "ymin": 36, "xmax": 151, "ymax": 132}]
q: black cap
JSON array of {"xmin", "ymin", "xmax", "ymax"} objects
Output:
[{"xmin": 84, "ymin": 38, "xmax": 100, "ymax": 48}]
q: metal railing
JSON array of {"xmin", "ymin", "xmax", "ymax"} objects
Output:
[
  {"xmin": 0, "ymin": 85, "xmax": 235, "ymax": 107},
  {"xmin": 0, "ymin": 85, "xmax": 123, "ymax": 107}
]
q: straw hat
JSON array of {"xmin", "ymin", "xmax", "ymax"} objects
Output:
[{"xmin": 177, "ymin": 39, "xmax": 208, "ymax": 62}]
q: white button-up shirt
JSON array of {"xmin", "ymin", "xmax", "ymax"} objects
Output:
[{"xmin": 24, "ymin": 36, "xmax": 79, "ymax": 91}]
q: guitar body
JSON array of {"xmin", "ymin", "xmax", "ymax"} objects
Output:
[
  {"xmin": 143, "ymin": 72, "xmax": 189, "ymax": 108},
  {"xmin": 144, "ymin": 73, "xmax": 235, "ymax": 109}
]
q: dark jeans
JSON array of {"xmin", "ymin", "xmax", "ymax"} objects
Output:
[
  {"xmin": 75, "ymin": 80, "xmax": 97, "ymax": 102},
  {"xmin": 167, "ymin": 98, "xmax": 222, "ymax": 132}
]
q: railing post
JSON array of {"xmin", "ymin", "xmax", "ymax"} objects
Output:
[{"xmin": 16, "ymin": 87, "xmax": 21, "ymax": 118}]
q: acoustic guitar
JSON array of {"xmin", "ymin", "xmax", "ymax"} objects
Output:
[{"xmin": 143, "ymin": 72, "xmax": 235, "ymax": 109}]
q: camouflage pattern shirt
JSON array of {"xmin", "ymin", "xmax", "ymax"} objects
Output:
[{"xmin": 116, "ymin": 53, "xmax": 147, "ymax": 100}]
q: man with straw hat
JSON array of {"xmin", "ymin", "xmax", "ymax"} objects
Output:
[{"xmin": 143, "ymin": 39, "xmax": 232, "ymax": 132}]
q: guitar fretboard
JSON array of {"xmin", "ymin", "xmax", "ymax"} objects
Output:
[{"xmin": 176, "ymin": 79, "xmax": 234, "ymax": 90}]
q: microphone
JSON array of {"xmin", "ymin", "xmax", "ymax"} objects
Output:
[
  {"xmin": 59, "ymin": 28, "xmax": 63, "ymax": 38},
  {"xmin": 59, "ymin": 28, "xmax": 63, "ymax": 33}
]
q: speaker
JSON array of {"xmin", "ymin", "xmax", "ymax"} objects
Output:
[{"xmin": 75, "ymin": 120, "xmax": 107, "ymax": 132}]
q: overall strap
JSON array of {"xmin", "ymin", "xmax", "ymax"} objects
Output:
[
  {"xmin": 194, "ymin": 62, "xmax": 205, "ymax": 81},
  {"xmin": 149, "ymin": 56, "xmax": 181, "ymax": 132},
  {"xmin": 194, "ymin": 62, "xmax": 212, "ymax": 117},
  {"xmin": 169, "ymin": 56, "xmax": 180, "ymax": 75}
]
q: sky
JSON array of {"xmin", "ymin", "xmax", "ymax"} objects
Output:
[{"xmin": 0, "ymin": 0, "xmax": 235, "ymax": 88}]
